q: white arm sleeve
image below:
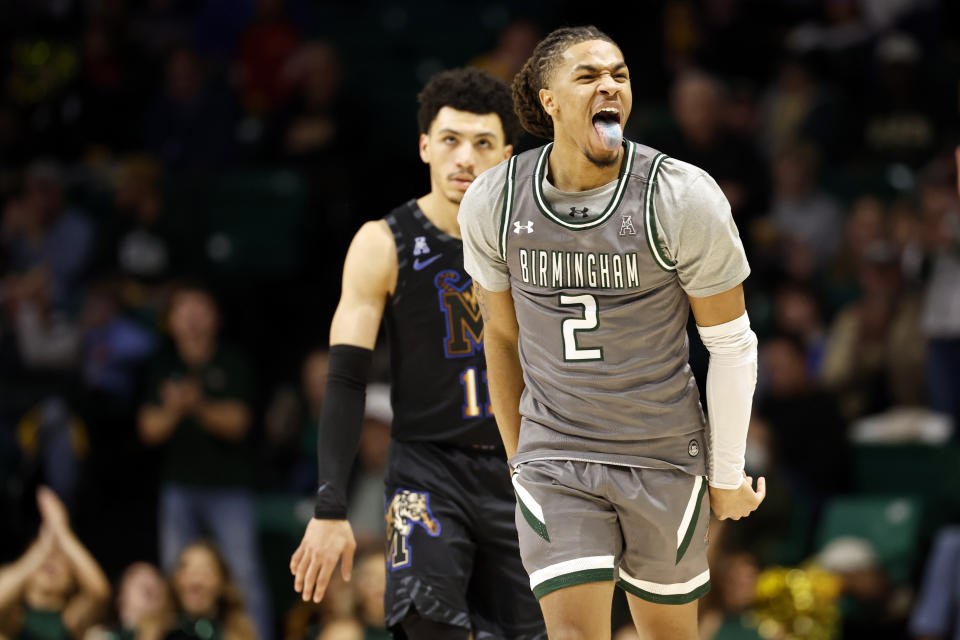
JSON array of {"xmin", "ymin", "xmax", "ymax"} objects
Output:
[{"xmin": 697, "ymin": 311, "xmax": 758, "ymax": 489}]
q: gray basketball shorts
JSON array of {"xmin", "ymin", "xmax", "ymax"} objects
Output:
[{"xmin": 511, "ymin": 459, "xmax": 710, "ymax": 604}]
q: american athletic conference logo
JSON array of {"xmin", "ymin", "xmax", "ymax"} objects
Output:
[{"xmin": 385, "ymin": 489, "xmax": 441, "ymax": 571}]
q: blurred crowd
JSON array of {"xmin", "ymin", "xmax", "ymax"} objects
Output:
[{"xmin": 0, "ymin": 1, "xmax": 958, "ymax": 639}]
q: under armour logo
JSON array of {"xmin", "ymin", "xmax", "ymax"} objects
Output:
[
  {"xmin": 569, "ymin": 207, "xmax": 589, "ymax": 219},
  {"xmin": 619, "ymin": 215, "xmax": 636, "ymax": 236},
  {"xmin": 413, "ymin": 236, "xmax": 430, "ymax": 256},
  {"xmin": 514, "ymin": 221, "xmax": 534, "ymax": 234}
]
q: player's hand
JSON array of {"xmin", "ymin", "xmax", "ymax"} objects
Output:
[
  {"xmin": 36, "ymin": 485, "xmax": 70, "ymax": 535},
  {"xmin": 290, "ymin": 518, "xmax": 356, "ymax": 603},
  {"xmin": 708, "ymin": 472, "xmax": 765, "ymax": 520}
]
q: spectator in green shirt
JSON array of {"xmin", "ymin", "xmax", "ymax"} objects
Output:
[{"xmin": 138, "ymin": 284, "xmax": 270, "ymax": 640}]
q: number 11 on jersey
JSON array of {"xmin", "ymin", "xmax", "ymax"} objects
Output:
[{"xmin": 460, "ymin": 366, "xmax": 493, "ymax": 418}]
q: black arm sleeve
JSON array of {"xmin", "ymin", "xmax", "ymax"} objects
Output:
[{"xmin": 313, "ymin": 344, "xmax": 374, "ymax": 519}]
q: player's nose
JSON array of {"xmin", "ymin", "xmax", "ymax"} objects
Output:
[
  {"xmin": 597, "ymin": 74, "xmax": 619, "ymax": 96},
  {"xmin": 453, "ymin": 143, "xmax": 476, "ymax": 169}
]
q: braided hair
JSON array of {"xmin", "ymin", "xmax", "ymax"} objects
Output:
[{"xmin": 512, "ymin": 26, "xmax": 616, "ymax": 139}]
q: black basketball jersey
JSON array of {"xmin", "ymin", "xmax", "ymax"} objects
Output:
[{"xmin": 383, "ymin": 200, "xmax": 501, "ymax": 450}]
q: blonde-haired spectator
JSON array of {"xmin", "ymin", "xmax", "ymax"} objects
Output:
[{"xmin": 0, "ymin": 487, "xmax": 111, "ymax": 640}]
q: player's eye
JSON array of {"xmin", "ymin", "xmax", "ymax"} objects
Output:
[
  {"xmin": 577, "ymin": 75, "xmax": 593, "ymax": 81},
  {"xmin": 443, "ymin": 136, "xmax": 457, "ymax": 144},
  {"xmin": 615, "ymin": 73, "xmax": 628, "ymax": 80},
  {"xmin": 477, "ymin": 139, "xmax": 492, "ymax": 149}
]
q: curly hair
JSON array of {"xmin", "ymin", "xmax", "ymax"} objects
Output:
[
  {"xmin": 417, "ymin": 67, "xmax": 522, "ymax": 148},
  {"xmin": 512, "ymin": 26, "xmax": 616, "ymax": 139}
]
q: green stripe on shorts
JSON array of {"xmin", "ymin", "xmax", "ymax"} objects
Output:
[
  {"xmin": 616, "ymin": 578, "xmax": 711, "ymax": 605},
  {"xmin": 532, "ymin": 568, "xmax": 615, "ymax": 599},
  {"xmin": 515, "ymin": 491, "xmax": 550, "ymax": 542},
  {"xmin": 676, "ymin": 476, "xmax": 707, "ymax": 564}
]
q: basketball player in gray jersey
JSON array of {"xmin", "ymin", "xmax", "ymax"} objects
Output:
[{"xmin": 459, "ymin": 26, "xmax": 765, "ymax": 639}]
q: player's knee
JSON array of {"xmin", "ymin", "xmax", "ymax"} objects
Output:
[{"xmin": 545, "ymin": 621, "xmax": 598, "ymax": 640}]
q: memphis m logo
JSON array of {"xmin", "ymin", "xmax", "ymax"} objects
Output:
[
  {"xmin": 434, "ymin": 270, "xmax": 483, "ymax": 358},
  {"xmin": 385, "ymin": 489, "xmax": 441, "ymax": 571}
]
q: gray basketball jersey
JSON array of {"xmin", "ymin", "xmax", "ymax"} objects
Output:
[{"xmin": 500, "ymin": 141, "xmax": 706, "ymax": 475}]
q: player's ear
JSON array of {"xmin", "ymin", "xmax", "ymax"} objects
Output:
[
  {"xmin": 418, "ymin": 133, "xmax": 430, "ymax": 164},
  {"xmin": 539, "ymin": 88, "xmax": 556, "ymax": 117},
  {"xmin": 502, "ymin": 144, "xmax": 514, "ymax": 160}
]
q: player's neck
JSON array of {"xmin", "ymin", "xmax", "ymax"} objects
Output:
[
  {"xmin": 547, "ymin": 136, "xmax": 624, "ymax": 192},
  {"xmin": 416, "ymin": 192, "xmax": 461, "ymax": 238}
]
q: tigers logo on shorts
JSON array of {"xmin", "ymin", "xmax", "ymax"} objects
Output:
[{"xmin": 385, "ymin": 489, "xmax": 441, "ymax": 571}]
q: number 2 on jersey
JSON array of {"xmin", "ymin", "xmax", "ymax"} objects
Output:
[
  {"xmin": 560, "ymin": 294, "xmax": 603, "ymax": 361},
  {"xmin": 460, "ymin": 366, "xmax": 493, "ymax": 418}
]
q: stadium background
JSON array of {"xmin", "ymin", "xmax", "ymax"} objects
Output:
[{"xmin": 1, "ymin": 0, "xmax": 959, "ymax": 638}]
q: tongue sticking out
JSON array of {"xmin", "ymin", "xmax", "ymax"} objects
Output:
[{"xmin": 594, "ymin": 119, "xmax": 622, "ymax": 151}]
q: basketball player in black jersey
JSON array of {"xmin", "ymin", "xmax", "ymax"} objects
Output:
[{"xmin": 290, "ymin": 68, "xmax": 547, "ymax": 640}]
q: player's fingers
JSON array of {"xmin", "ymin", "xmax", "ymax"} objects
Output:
[
  {"xmin": 293, "ymin": 550, "xmax": 311, "ymax": 593},
  {"xmin": 341, "ymin": 543, "xmax": 356, "ymax": 582},
  {"xmin": 290, "ymin": 544, "xmax": 304, "ymax": 575},
  {"xmin": 755, "ymin": 477, "xmax": 767, "ymax": 503},
  {"xmin": 745, "ymin": 475, "xmax": 754, "ymax": 489},
  {"xmin": 313, "ymin": 558, "xmax": 336, "ymax": 603},
  {"xmin": 301, "ymin": 554, "xmax": 321, "ymax": 602}
]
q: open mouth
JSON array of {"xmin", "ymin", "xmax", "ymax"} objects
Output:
[
  {"xmin": 592, "ymin": 108, "xmax": 622, "ymax": 151},
  {"xmin": 592, "ymin": 108, "xmax": 621, "ymax": 126}
]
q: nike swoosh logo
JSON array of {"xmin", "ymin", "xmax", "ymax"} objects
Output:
[{"xmin": 413, "ymin": 254, "xmax": 442, "ymax": 271}]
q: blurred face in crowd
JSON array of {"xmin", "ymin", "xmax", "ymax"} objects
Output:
[
  {"xmin": 23, "ymin": 174, "xmax": 65, "ymax": 225},
  {"xmin": 317, "ymin": 619, "xmax": 363, "ymax": 640},
  {"xmin": 775, "ymin": 287, "xmax": 822, "ymax": 337},
  {"xmin": 168, "ymin": 289, "xmax": 219, "ymax": 345},
  {"xmin": 27, "ymin": 547, "xmax": 74, "ymax": 599},
  {"xmin": 358, "ymin": 418, "xmax": 390, "ymax": 472},
  {"xmin": 716, "ymin": 552, "xmax": 759, "ymax": 613},
  {"xmin": 174, "ymin": 545, "xmax": 224, "ymax": 617},
  {"xmin": 419, "ymin": 107, "xmax": 512, "ymax": 205},
  {"xmin": 773, "ymin": 147, "xmax": 816, "ymax": 197},
  {"xmin": 353, "ymin": 552, "xmax": 386, "ymax": 627},
  {"xmin": 540, "ymin": 39, "xmax": 632, "ymax": 167},
  {"xmin": 114, "ymin": 158, "xmax": 161, "ymax": 216},
  {"xmin": 672, "ymin": 73, "xmax": 721, "ymax": 145},
  {"xmin": 762, "ymin": 337, "xmax": 808, "ymax": 396},
  {"xmin": 166, "ymin": 49, "xmax": 203, "ymax": 103},
  {"xmin": 845, "ymin": 196, "xmax": 886, "ymax": 254},
  {"xmin": 293, "ymin": 42, "xmax": 341, "ymax": 109},
  {"xmin": 117, "ymin": 562, "xmax": 167, "ymax": 627},
  {"xmin": 301, "ymin": 350, "xmax": 329, "ymax": 411}
]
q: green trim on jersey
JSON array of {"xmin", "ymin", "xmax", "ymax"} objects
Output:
[
  {"xmin": 643, "ymin": 153, "xmax": 677, "ymax": 272},
  {"xmin": 498, "ymin": 155, "xmax": 519, "ymax": 261},
  {"xmin": 676, "ymin": 476, "xmax": 707, "ymax": 564},
  {"xmin": 617, "ymin": 578, "xmax": 710, "ymax": 605},
  {"xmin": 532, "ymin": 141, "xmax": 636, "ymax": 230},
  {"xmin": 532, "ymin": 568, "xmax": 615, "ymax": 600}
]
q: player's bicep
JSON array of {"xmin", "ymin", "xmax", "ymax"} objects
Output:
[
  {"xmin": 688, "ymin": 284, "xmax": 745, "ymax": 327},
  {"xmin": 475, "ymin": 283, "xmax": 518, "ymax": 345},
  {"xmin": 329, "ymin": 221, "xmax": 396, "ymax": 349}
]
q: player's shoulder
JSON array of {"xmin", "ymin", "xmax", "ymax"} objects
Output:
[
  {"xmin": 465, "ymin": 156, "xmax": 513, "ymax": 203},
  {"xmin": 651, "ymin": 155, "xmax": 723, "ymax": 208},
  {"xmin": 351, "ymin": 215, "xmax": 395, "ymax": 255}
]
